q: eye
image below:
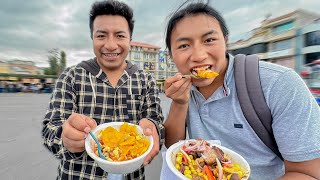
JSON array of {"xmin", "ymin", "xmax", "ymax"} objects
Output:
[
  {"xmin": 205, "ymin": 38, "xmax": 216, "ymax": 43},
  {"xmin": 178, "ymin": 44, "xmax": 189, "ymax": 49},
  {"xmin": 117, "ymin": 34, "xmax": 126, "ymax": 38},
  {"xmin": 96, "ymin": 34, "xmax": 105, "ymax": 38}
]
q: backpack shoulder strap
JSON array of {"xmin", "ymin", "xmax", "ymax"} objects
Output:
[{"xmin": 234, "ymin": 54, "xmax": 283, "ymax": 160}]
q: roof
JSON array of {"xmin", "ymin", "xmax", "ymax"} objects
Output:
[
  {"xmin": 265, "ymin": 11, "xmax": 296, "ymax": 24},
  {"xmin": 265, "ymin": 9, "xmax": 320, "ymax": 24},
  {"xmin": 130, "ymin": 41, "xmax": 161, "ymax": 49}
]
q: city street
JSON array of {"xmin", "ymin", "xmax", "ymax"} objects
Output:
[{"xmin": 0, "ymin": 93, "xmax": 171, "ymax": 180}]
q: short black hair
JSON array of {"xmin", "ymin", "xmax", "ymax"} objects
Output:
[
  {"xmin": 165, "ymin": 1, "xmax": 229, "ymax": 54},
  {"xmin": 89, "ymin": 0, "xmax": 135, "ymax": 39}
]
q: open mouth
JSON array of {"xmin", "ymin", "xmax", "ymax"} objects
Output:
[
  {"xmin": 190, "ymin": 65, "xmax": 219, "ymax": 79},
  {"xmin": 191, "ymin": 65, "xmax": 212, "ymax": 76},
  {"xmin": 102, "ymin": 53, "xmax": 120, "ymax": 57}
]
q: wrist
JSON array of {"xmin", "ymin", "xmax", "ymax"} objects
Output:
[{"xmin": 172, "ymin": 100, "xmax": 189, "ymax": 107}]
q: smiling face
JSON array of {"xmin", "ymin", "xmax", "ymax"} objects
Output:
[
  {"xmin": 92, "ymin": 15, "xmax": 131, "ymax": 74},
  {"xmin": 170, "ymin": 14, "xmax": 229, "ymax": 87}
]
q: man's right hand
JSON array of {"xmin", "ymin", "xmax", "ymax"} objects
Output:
[
  {"xmin": 164, "ymin": 73, "xmax": 192, "ymax": 105},
  {"xmin": 62, "ymin": 112, "xmax": 97, "ymax": 153}
]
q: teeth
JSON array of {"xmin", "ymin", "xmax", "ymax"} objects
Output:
[
  {"xmin": 103, "ymin": 53, "xmax": 118, "ymax": 57},
  {"xmin": 192, "ymin": 65, "xmax": 210, "ymax": 71}
]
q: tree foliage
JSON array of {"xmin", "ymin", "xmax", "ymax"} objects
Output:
[{"xmin": 44, "ymin": 49, "xmax": 67, "ymax": 75}]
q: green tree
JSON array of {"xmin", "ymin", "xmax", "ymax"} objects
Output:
[
  {"xmin": 59, "ymin": 51, "xmax": 66, "ymax": 75},
  {"xmin": 44, "ymin": 49, "xmax": 67, "ymax": 75}
]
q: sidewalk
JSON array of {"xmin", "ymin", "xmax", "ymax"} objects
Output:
[{"xmin": 0, "ymin": 93, "xmax": 170, "ymax": 180}]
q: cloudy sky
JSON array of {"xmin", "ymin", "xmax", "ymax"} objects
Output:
[{"xmin": 0, "ymin": 0, "xmax": 319, "ymax": 67}]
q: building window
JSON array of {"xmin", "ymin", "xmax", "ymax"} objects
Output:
[
  {"xmin": 134, "ymin": 52, "xmax": 140, "ymax": 59},
  {"xmin": 250, "ymin": 43, "xmax": 268, "ymax": 54},
  {"xmin": 305, "ymin": 52, "xmax": 320, "ymax": 64},
  {"xmin": 305, "ymin": 31, "xmax": 320, "ymax": 47},
  {"xmin": 231, "ymin": 43, "xmax": 267, "ymax": 55},
  {"xmin": 272, "ymin": 21, "xmax": 294, "ymax": 35},
  {"xmin": 271, "ymin": 38, "xmax": 292, "ymax": 51}
]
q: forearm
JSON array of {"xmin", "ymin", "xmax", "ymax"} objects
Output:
[
  {"xmin": 42, "ymin": 118, "xmax": 63, "ymax": 156},
  {"xmin": 164, "ymin": 101, "xmax": 188, "ymax": 148},
  {"xmin": 42, "ymin": 68, "xmax": 81, "ymax": 160},
  {"xmin": 42, "ymin": 114, "xmax": 84, "ymax": 160},
  {"xmin": 142, "ymin": 77, "xmax": 166, "ymax": 148},
  {"xmin": 278, "ymin": 172, "xmax": 318, "ymax": 180}
]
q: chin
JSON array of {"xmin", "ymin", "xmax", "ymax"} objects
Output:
[{"xmin": 192, "ymin": 78, "xmax": 214, "ymax": 87}]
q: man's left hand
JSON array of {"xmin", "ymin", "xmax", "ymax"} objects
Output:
[{"xmin": 139, "ymin": 118, "xmax": 159, "ymax": 166}]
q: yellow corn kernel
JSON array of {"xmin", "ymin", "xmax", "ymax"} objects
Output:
[
  {"xmin": 227, "ymin": 174, "xmax": 232, "ymax": 180},
  {"xmin": 188, "ymin": 155, "xmax": 193, "ymax": 160},
  {"xmin": 196, "ymin": 168, "xmax": 201, "ymax": 173},
  {"xmin": 198, "ymin": 172, "xmax": 203, "ymax": 176},
  {"xmin": 191, "ymin": 170, "xmax": 197, "ymax": 174},
  {"xmin": 184, "ymin": 169, "xmax": 191, "ymax": 175},
  {"xmin": 177, "ymin": 152, "xmax": 183, "ymax": 156},
  {"xmin": 175, "ymin": 164, "xmax": 180, "ymax": 170},
  {"xmin": 135, "ymin": 135, "xmax": 142, "ymax": 140},
  {"xmin": 176, "ymin": 156, "xmax": 182, "ymax": 164},
  {"xmin": 184, "ymin": 166, "xmax": 189, "ymax": 170},
  {"xmin": 113, "ymin": 149, "xmax": 119, "ymax": 159},
  {"xmin": 103, "ymin": 146, "xmax": 110, "ymax": 152},
  {"xmin": 185, "ymin": 174, "xmax": 192, "ymax": 179}
]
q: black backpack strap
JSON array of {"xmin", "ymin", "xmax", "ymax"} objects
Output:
[{"xmin": 234, "ymin": 54, "xmax": 283, "ymax": 160}]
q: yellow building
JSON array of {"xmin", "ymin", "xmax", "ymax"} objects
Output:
[
  {"xmin": 7, "ymin": 60, "xmax": 42, "ymax": 75},
  {"xmin": 0, "ymin": 60, "xmax": 43, "ymax": 82}
]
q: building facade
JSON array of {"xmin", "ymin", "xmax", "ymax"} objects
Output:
[
  {"xmin": 127, "ymin": 42, "xmax": 177, "ymax": 90},
  {"xmin": 0, "ymin": 60, "xmax": 43, "ymax": 82},
  {"xmin": 0, "ymin": 42, "xmax": 179, "ymax": 90},
  {"xmin": 228, "ymin": 9, "xmax": 320, "ymax": 73}
]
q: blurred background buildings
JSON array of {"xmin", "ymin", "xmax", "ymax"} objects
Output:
[
  {"xmin": 228, "ymin": 9, "xmax": 320, "ymax": 98},
  {"xmin": 0, "ymin": 9, "xmax": 319, "ymax": 98}
]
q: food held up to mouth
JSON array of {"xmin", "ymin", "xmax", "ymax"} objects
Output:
[{"xmin": 191, "ymin": 66, "xmax": 219, "ymax": 79}]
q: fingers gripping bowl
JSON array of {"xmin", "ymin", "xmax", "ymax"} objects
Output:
[
  {"xmin": 166, "ymin": 139, "xmax": 250, "ymax": 180},
  {"xmin": 85, "ymin": 122, "xmax": 153, "ymax": 174}
]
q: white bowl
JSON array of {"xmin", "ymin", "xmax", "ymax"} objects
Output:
[
  {"xmin": 166, "ymin": 140, "xmax": 250, "ymax": 180},
  {"xmin": 85, "ymin": 122, "xmax": 154, "ymax": 174}
]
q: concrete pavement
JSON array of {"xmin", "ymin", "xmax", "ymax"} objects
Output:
[{"xmin": 0, "ymin": 93, "xmax": 171, "ymax": 180}]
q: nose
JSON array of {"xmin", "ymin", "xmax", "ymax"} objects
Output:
[
  {"xmin": 103, "ymin": 37, "xmax": 118, "ymax": 51},
  {"xmin": 190, "ymin": 44, "xmax": 208, "ymax": 62}
]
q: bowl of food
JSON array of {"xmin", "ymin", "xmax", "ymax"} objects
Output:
[
  {"xmin": 166, "ymin": 139, "xmax": 250, "ymax": 180},
  {"xmin": 85, "ymin": 122, "xmax": 153, "ymax": 174}
]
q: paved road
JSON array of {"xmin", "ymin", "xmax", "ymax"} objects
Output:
[{"xmin": 0, "ymin": 93, "xmax": 171, "ymax": 180}]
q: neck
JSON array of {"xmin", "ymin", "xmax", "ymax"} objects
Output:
[
  {"xmin": 99, "ymin": 61, "xmax": 127, "ymax": 87},
  {"xmin": 198, "ymin": 73, "xmax": 225, "ymax": 99}
]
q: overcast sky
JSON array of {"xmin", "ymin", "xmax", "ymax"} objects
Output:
[{"xmin": 0, "ymin": 0, "xmax": 319, "ymax": 67}]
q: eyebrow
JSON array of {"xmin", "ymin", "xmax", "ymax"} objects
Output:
[
  {"xmin": 95, "ymin": 30, "xmax": 107, "ymax": 34},
  {"xmin": 95, "ymin": 30, "xmax": 128, "ymax": 34},
  {"xmin": 203, "ymin": 29, "xmax": 218, "ymax": 37},
  {"xmin": 175, "ymin": 29, "xmax": 218, "ymax": 42}
]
